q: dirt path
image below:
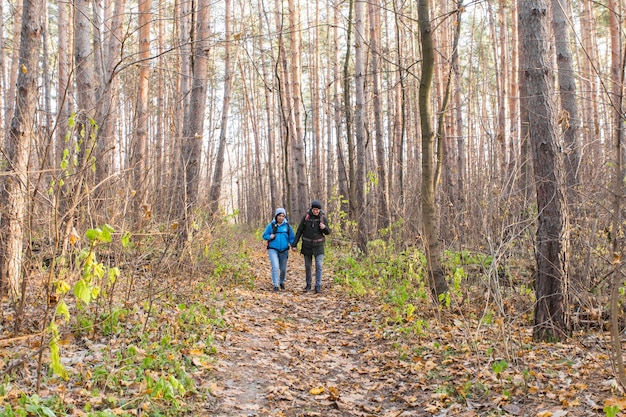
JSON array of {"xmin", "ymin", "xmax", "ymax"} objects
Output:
[
  {"xmin": 199, "ymin": 251, "xmax": 611, "ymax": 417},
  {"xmin": 205, "ymin": 267, "xmax": 429, "ymax": 417}
]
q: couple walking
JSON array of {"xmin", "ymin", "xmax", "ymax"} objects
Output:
[{"xmin": 262, "ymin": 200, "xmax": 331, "ymax": 293}]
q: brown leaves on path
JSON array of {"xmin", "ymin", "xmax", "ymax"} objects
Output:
[
  {"xmin": 204, "ymin": 250, "xmax": 625, "ymax": 417},
  {"xmin": 207, "ymin": 283, "xmax": 417, "ymax": 416}
]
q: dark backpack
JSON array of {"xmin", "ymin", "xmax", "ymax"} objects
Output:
[{"xmin": 266, "ymin": 222, "xmax": 278, "ymax": 249}]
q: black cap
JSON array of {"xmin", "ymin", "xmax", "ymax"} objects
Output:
[{"xmin": 311, "ymin": 200, "xmax": 322, "ymax": 209}]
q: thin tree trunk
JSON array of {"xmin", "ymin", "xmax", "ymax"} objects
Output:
[
  {"xmin": 333, "ymin": 0, "xmax": 349, "ymax": 215},
  {"xmin": 180, "ymin": 0, "xmax": 210, "ymax": 234},
  {"xmin": 551, "ymin": 0, "xmax": 581, "ymax": 190},
  {"xmin": 354, "ymin": 0, "xmax": 367, "ymax": 253},
  {"xmin": 343, "ymin": 0, "xmax": 356, "ymax": 220},
  {"xmin": 369, "ymin": 0, "xmax": 389, "ymax": 232},
  {"xmin": 4, "ymin": 0, "xmax": 22, "ymax": 140},
  {"xmin": 287, "ymin": 0, "xmax": 309, "ymax": 215},
  {"xmin": 607, "ymin": 0, "xmax": 626, "ymax": 387},
  {"xmin": 418, "ymin": 0, "xmax": 449, "ymax": 301},
  {"xmin": 133, "ymin": 0, "xmax": 151, "ymax": 222},
  {"xmin": 209, "ymin": 0, "xmax": 233, "ymax": 215}
]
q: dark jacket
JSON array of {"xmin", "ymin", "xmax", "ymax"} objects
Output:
[{"xmin": 293, "ymin": 210, "xmax": 330, "ymax": 256}]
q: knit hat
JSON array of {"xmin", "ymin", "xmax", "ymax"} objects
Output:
[
  {"xmin": 311, "ymin": 200, "xmax": 322, "ymax": 209},
  {"xmin": 275, "ymin": 207, "xmax": 287, "ymax": 219}
]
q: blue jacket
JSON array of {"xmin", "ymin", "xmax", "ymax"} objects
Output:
[{"xmin": 263, "ymin": 220, "xmax": 295, "ymax": 252}]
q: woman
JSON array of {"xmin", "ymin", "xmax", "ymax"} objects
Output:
[{"xmin": 263, "ymin": 208, "xmax": 295, "ymax": 291}]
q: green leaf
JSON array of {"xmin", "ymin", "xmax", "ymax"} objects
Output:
[
  {"xmin": 108, "ymin": 267, "xmax": 120, "ymax": 284},
  {"xmin": 121, "ymin": 231, "xmax": 131, "ymax": 248},
  {"xmin": 74, "ymin": 279, "xmax": 91, "ymax": 304},
  {"xmin": 85, "ymin": 228, "xmax": 100, "ymax": 242},
  {"xmin": 101, "ymin": 224, "xmax": 114, "ymax": 242},
  {"xmin": 56, "ymin": 300, "xmax": 70, "ymax": 321}
]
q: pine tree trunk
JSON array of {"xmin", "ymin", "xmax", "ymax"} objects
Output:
[
  {"xmin": 520, "ymin": 0, "xmax": 570, "ymax": 342},
  {"xmin": 0, "ymin": 0, "xmax": 43, "ymax": 299}
]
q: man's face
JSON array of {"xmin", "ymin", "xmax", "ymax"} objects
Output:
[{"xmin": 311, "ymin": 207, "xmax": 320, "ymax": 215}]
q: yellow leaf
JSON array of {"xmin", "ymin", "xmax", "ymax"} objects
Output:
[
  {"xmin": 21, "ymin": 64, "xmax": 27, "ymax": 73},
  {"xmin": 613, "ymin": 253, "xmax": 621, "ymax": 265},
  {"xmin": 69, "ymin": 227, "xmax": 81, "ymax": 245},
  {"xmin": 309, "ymin": 386, "xmax": 325, "ymax": 395},
  {"xmin": 537, "ymin": 412, "xmax": 553, "ymax": 417}
]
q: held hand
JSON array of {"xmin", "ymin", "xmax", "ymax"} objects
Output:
[
  {"xmin": 319, "ymin": 223, "xmax": 326, "ymax": 230},
  {"xmin": 291, "ymin": 246, "xmax": 297, "ymax": 251},
  {"xmin": 270, "ymin": 234, "xmax": 275, "ymax": 240}
]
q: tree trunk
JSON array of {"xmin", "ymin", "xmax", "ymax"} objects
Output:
[
  {"xmin": 3, "ymin": 0, "xmax": 22, "ymax": 140},
  {"xmin": 133, "ymin": 0, "xmax": 151, "ymax": 223},
  {"xmin": 551, "ymin": 0, "xmax": 581, "ymax": 191},
  {"xmin": 0, "ymin": 0, "xmax": 43, "ymax": 298},
  {"xmin": 287, "ymin": 0, "xmax": 309, "ymax": 215},
  {"xmin": 180, "ymin": 0, "xmax": 210, "ymax": 235},
  {"xmin": 369, "ymin": 0, "xmax": 389, "ymax": 233},
  {"xmin": 209, "ymin": 0, "xmax": 234, "ymax": 216},
  {"xmin": 354, "ymin": 0, "xmax": 367, "ymax": 253},
  {"xmin": 607, "ymin": 0, "xmax": 626, "ymax": 386},
  {"xmin": 520, "ymin": 0, "xmax": 570, "ymax": 342},
  {"xmin": 333, "ymin": 0, "xmax": 349, "ymax": 215},
  {"xmin": 418, "ymin": 0, "xmax": 449, "ymax": 301}
]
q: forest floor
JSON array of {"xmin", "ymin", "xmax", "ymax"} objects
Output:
[
  {"xmin": 203, "ymin": 261, "xmax": 620, "ymax": 417},
  {"xmin": 1, "ymin": 233, "xmax": 625, "ymax": 416}
]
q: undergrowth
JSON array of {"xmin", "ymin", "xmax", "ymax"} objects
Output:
[{"xmin": 0, "ymin": 224, "xmax": 568, "ymax": 416}]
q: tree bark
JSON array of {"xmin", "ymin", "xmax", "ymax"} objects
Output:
[
  {"xmin": 520, "ymin": 0, "xmax": 570, "ymax": 342},
  {"xmin": 0, "ymin": 0, "xmax": 43, "ymax": 298},
  {"xmin": 418, "ymin": 0, "xmax": 449, "ymax": 301},
  {"xmin": 607, "ymin": 0, "xmax": 626, "ymax": 387},
  {"xmin": 133, "ymin": 0, "xmax": 151, "ymax": 223},
  {"xmin": 354, "ymin": 0, "xmax": 367, "ymax": 253},
  {"xmin": 180, "ymin": 0, "xmax": 210, "ymax": 235},
  {"xmin": 369, "ymin": 0, "xmax": 389, "ymax": 233},
  {"xmin": 209, "ymin": 0, "xmax": 234, "ymax": 216},
  {"xmin": 551, "ymin": 0, "xmax": 581, "ymax": 191}
]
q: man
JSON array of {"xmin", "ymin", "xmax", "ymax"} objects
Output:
[{"xmin": 292, "ymin": 200, "xmax": 331, "ymax": 293}]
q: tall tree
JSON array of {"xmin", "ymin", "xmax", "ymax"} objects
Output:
[
  {"xmin": 354, "ymin": 0, "xmax": 367, "ymax": 252},
  {"xmin": 56, "ymin": 0, "xmax": 72, "ymax": 171},
  {"xmin": 333, "ymin": 0, "xmax": 349, "ymax": 214},
  {"xmin": 133, "ymin": 0, "xmax": 151, "ymax": 221},
  {"xmin": 3, "ymin": 0, "xmax": 22, "ymax": 141},
  {"xmin": 209, "ymin": 0, "xmax": 234, "ymax": 215},
  {"xmin": 551, "ymin": 0, "xmax": 581, "ymax": 190},
  {"xmin": 287, "ymin": 0, "xmax": 309, "ymax": 215},
  {"xmin": 607, "ymin": 0, "xmax": 626, "ymax": 386},
  {"xmin": 418, "ymin": 0, "xmax": 449, "ymax": 301},
  {"xmin": 180, "ymin": 0, "xmax": 210, "ymax": 235},
  {"xmin": 0, "ymin": 0, "xmax": 43, "ymax": 298},
  {"xmin": 520, "ymin": 0, "xmax": 570, "ymax": 341},
  {"xmin": 94, "ymin": 0, "xmax": 126, "ymax": 188},
  {"xmin": 369, "ymin": 0, "xmax": 389, "ymax": 232}
]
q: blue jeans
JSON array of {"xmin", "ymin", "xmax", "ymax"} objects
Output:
[
  {"xmin": 268, "ymin": 249, "xmax": 289, "ymax": 287},
  {"xmin": 304, "ymin": 254, "xmax": 323, "ymax": 287}
]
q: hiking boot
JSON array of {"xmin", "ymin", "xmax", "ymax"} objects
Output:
[
  {"xmin": 280, "ymin": 284, "xmax": 285, "ymax": 290},
  {"xmin": 314, "ymin": 285, "xmax": 321, "ymax": 294},
  {"xmin": 303, "ymin": 285, "xmax": 311, "ymax": 292},
  {"xmin": 273, "ymin": 286, "xmax": 279, "ymax": 292}
]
